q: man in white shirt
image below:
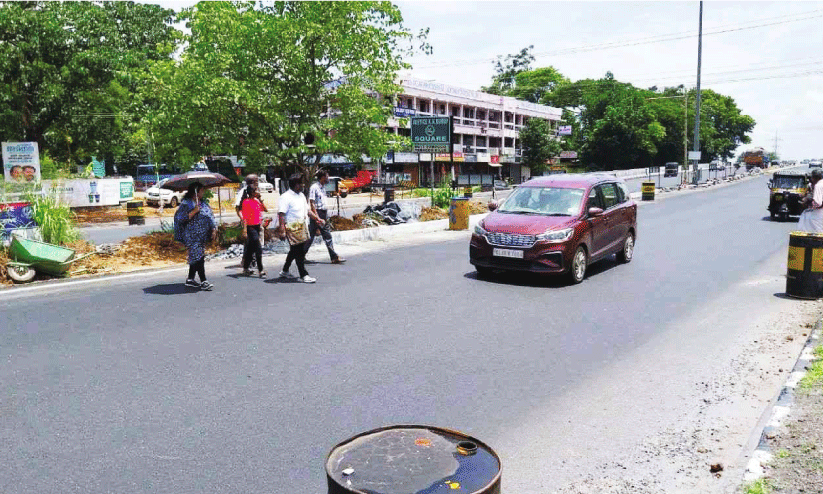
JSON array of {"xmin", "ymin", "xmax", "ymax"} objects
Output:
[
  {"xmin": 276, "ymin": 174, "xmax": 322, "ymax": 283},
  {"xmin": 304, "ymin": 170, "xmax": 345, "ymax": 264},
  {"xmin": 799, "ymin": 169, "xmax": 823, "ymax": 233}
]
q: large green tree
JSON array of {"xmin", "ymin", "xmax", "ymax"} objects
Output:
[
  {"xmin": 481, "ymin": 45, "xmax": 535, "ymax": 96},
  {"xmin": 149, "ymin": 1, "xmax": 425, "ymax": 179},
  {"xmin": 0, "ymin": 1, "xmax": 182, "ymax": 168}
]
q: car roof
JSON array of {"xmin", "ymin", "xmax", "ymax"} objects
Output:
[{"xmin": 523, "ymin": 173, "xmax": 624, "ymax": 189}]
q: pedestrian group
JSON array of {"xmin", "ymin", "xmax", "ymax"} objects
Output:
[{"xmin": 176, "ymin": 171, "xmax": 346, "ymax": 290}]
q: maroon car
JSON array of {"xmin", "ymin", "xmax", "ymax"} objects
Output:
[{"xmin": 470, "ymin": 174, "xmax": 637, "ymax": 284}]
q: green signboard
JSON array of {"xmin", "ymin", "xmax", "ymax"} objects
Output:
[
  {"xmin": 120, "ymin": 181, "xmax": 134, "ymax": 200},
  {"xmin": 91, "ymin": 156, "xmax": 105, "ymax": 177},
  {"xmin": 411, "ymin": 116, "xmax": 452, "ymax": 151}
]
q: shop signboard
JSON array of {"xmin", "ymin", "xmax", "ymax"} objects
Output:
[
  {"xmin": 91, "ymin": 156, "xmax": 106, "ymax": 177},
  {"xmin": 411, "ymin": 116, "xmax": 452, "ymax": 151},
  {"xmin": 558, "ymin": 125, "xmax": 573, "ymax": 136},
  {"xmin": 394, "ymin": 107, "xmax": 416, "ymax": 118},
  {"xmin": 393, "ymin": 152, "xmax": 419, "ymax": 163},
  {"xmin": 2, "ymin": 141, "xmax": 40, "ymax": 183},
  {"xmin": 490, "ymin": 155, "xmax": 500, "ymax": 165},
  {"xmin": 464, "ymin": 155, "xmax": 478, "ymax": 163},
  {"xmin": 476, "ymin": 152, "xmax": 490, "ymax": 162},
  {"xmin": 435, "ymin": 152, "xmax": 464, "ymax": 162},
  {"xmin": 559, "ymin": 151, "xmax": 578, "ymax": 159}
]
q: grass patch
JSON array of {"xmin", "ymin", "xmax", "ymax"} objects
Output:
[
  {"xmin": 799, "ymin": 344, "xmax": 823, "ymax": 390},
  {"xmin": 743, "ymin": 478, "xmax": 772, "ymax": 494},
  {"xmin": 775, "ymin": 448, "xmax": 790, "ymax": 459}
]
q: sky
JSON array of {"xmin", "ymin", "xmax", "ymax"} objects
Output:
[{"xmin": 153, "ymin": 1, "xmax": 823, "ymax": 161}]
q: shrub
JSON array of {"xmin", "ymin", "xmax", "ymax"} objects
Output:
[{"xmin": 25, "ymin": 193, "xmax": 80, "ymax": 245}]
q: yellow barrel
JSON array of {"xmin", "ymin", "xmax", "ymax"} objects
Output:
[
  {"xmin": 641, "ymin": 181, "xmax": 655, "ymax": 201},
  {"xmin": 449, "ymin": 197, "xmax": 469, "ymax": 230},
  {"xmin": 127, "ymin": 200, "xmax": 145, "ymax": 225},
  {"xmin": 786, "ymin": 231, "xmax": 823, "ymax": 299}
]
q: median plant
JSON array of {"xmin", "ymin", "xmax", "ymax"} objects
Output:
[{"xmin": 25, "ymin": 192, "xmax": 79, "ymax": 246}]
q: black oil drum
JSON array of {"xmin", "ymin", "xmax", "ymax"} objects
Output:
[
  {"xmin": 384, "ymin": 188, "xmax": 395, "ymax": 204},
  {"xmin": 326, "ymin": 425, "xmax": 501, "ymax": 494},
  {"xmin": 127, "ymin": 200, "xmax": 145, "ymax": 225},
  {"xmin": 786, "ymin": 231, "xmax": 823, "ymax": 299}
]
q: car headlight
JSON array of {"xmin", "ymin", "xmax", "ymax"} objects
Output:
[
  {"xmin": 474, "ymin": 223, "xmax": 487, "ymax": 236},
  {"xmin": 536, "ymin": 227, "xmax": 574, "ymax": 243}
]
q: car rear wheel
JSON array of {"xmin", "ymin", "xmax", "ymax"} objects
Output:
[
  {"xmin": 569, "ymin": 246, "xmax": 587, "ymax": 284},
  {"xmin": 169, "ymin": 197, "xmax": 178, "ymax": 208},
  {"xmin": 617, "ymin": 232, "xmax": 635, "ymax": 263}
]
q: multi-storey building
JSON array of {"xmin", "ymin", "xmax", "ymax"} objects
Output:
[{"xmin": 382, "ymin": 77, "xmax": 563, "ymax": 186}]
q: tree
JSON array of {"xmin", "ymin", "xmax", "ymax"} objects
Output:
[
  {"xmin": 519, "ymin": 118, "xmax": 561, "ymax": 174},
  {"xmin": 482, "ymin": 45, "xmax": 534, "ymax": 95},
  {"xmin": 150, "ymin": 1, "xmax": 425, "ymax": 181},
  {"xmin": 510, "ymin": 66, "xmax": 569, "ymax": 104},
  {"xmin": 0, "ymin": 1, "xmax": 182, "ymax": 166}
]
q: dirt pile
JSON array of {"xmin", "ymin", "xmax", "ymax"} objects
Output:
[
  {"xmin": 469, "ymin": 201, "xmax": 489, "ymax": 215},
  {"xmin": 72, "ymin": 206, "xmax": 129, "ymax": 224},
  {"xmin": 420, "ymin": 207, "xmax": 449, "ymax": 221},
  {"xmin": 329, "ymin": 215, "xmax": 362, "ymax": 231},
  {"xmin": 0, "ymin": 249, "xmax": 10, "ymax": 285}
]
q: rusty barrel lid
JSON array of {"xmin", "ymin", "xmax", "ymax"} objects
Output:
[{"xmin": 326, "ymin": 425, "xmax": 501, "ymax": 494}]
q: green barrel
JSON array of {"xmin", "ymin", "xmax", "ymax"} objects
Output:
[
  {"xmin": 786, "ymin": 231, "xmax": 823, "ymax": 299},
  {"xmin": 326, "ymin": 425, "xmax": 501, "ymax": 494},
  {"xmin": 127, "ymin": 200, "xmax": 145, "ymax": 225}
]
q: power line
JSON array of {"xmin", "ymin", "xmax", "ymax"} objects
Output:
[{"xmin": 413, "ymin": 9, "xmax": 823, "ymax": 69}]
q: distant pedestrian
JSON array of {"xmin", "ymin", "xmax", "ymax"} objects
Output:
[
  {"xmin": 240, "ymin": 181, "xmax": 268, "ymax": 277},
  {"xmin": 176, "ymin": 182, "xmax": 217, "ymax": 290},
  {"xmin": 304, "ymin": 170, "xmax": 345, "ymax": 264},
  {"xmin": 277, "ymin": 174, "xmax": 320, "ymax": 283},
  {"xmin": 799, "ymin": 169, "xmax": 823, "ymax": 233}
]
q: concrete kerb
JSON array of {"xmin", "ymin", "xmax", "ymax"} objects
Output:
[
  {"xmin": 330, "ymin": 213, "xmax": 486, "ymax": 245},
  {"xmin": 742, "ymin": 319, "xmax": 823, "ymax": 483}
]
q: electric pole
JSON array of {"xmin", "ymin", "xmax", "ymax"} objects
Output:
[{"xmin": 693, "ymin": 1, "xmax": 703, "ymax": 184}]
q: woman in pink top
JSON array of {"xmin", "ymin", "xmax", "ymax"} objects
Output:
[{"xmin": 240, "ymin": 183, "xmax": 269, "ymax": 277}]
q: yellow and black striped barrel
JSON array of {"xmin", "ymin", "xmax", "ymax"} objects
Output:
[
  {"xmin": 127, "ymin": 200, "xmax": 145, "ymax": 226},
  {"xmin": 786, "ymin": 231, "xmax": 823, "ymax": 299},
  {"xmin": 641, "ymin": 181, "xmax": 655, "ymax": 201}
]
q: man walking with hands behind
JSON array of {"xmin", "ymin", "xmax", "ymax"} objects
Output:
[{"xmin": 305, "ymin": 170, "xmax": 345, "ymax": 264}]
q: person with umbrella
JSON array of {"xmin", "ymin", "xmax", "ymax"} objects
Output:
[{"xmin": 171, "ymin": 181, "xmax": 219, "ymax": 290}]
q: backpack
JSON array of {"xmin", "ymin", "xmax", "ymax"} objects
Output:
[{"xmin": 173, "ymin": 204, "xmax": 189, "ymax": 243}]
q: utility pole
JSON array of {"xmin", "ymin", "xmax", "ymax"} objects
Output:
[
  {"xmin": 693, "ymin": 1, "xmax": 703, "ymax": 185},
  {"xmin": 773, "ymin": 130, "xmax": 781, "ymax": 158}
]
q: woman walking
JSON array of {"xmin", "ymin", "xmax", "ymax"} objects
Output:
[
  {"xmin": 176, "ymin": 182, "xmax": 217, "ymax": 290},
  {"xmin": 240, "ymin": 181, "xmax": 268, "ymax": 277},
  {"xmin": 277, "ymin": 174, "xmax": 319, "ymax": 283}
]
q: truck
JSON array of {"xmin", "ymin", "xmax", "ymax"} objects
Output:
[{"xmin": 741, "ymin": 148, "xmax": 766, "ymax": 171}]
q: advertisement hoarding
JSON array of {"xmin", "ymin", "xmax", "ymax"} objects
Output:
[
  {"xmin": 43, "ymin": 178, "xmax": 135, "ymax": 207},
  {"xmin": 2, "ymin": 142, "xmax": 41, "ymax": 183},
  {"xmin": 411, "ymin": 116, "xmax": 452, "ymax": 151}
]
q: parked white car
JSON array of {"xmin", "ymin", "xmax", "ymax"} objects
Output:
[
  {"xmin": 257, "ymin": 176, "xmax": 274, "ymax": 194},
  {"xmin": 146, "ymin": 178, "xmax": 185, "ymax": 207}
]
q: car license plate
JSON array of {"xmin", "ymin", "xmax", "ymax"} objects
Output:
[{"xmin": 493, "ymin": 248, "xmax": 524, "ymax": 259}]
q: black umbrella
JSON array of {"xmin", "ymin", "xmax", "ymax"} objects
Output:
[{"xmin": 160, "ymin": 171, "xmax": 232, "ymax": 191}]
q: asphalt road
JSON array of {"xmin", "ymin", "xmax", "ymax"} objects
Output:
[{"xmin": 1, "ymin": 170, "xmax": 807, "ymax": 493}]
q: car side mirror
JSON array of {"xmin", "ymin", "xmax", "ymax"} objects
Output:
[
  {"xmin": 588, "ymin": 207, "xmax": 604, "ymax": 217},
  {"xmin": 488, "ymin": 201, "xmax": 498, "ymax": 212}
]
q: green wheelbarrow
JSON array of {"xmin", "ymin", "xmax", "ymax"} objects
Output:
[{"xmin": 6, "ymin": 235, "xmax": 98, "ymax": 283}]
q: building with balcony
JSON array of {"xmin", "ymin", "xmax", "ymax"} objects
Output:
[{"xmin": 381, "ymin": 77, "xmax": 563, "ymax": 186}]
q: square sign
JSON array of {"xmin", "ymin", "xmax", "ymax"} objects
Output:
[
  {"xmin": 688, "ymin": 151, "xmax": 701, "ymax": 161},
  {"xmin": 411, "ymin": 116, "xmax": 452, "ymax": 151}
]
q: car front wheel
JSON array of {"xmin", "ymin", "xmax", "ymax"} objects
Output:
[
  {"xmin": 569, "ymin": 246, "xmax": 587, "ymax": 284},
  {"xmin": 617, "ymin": 232, "xmax": 635, "ymax": 263}
]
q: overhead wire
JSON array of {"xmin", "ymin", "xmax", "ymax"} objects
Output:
[{"xmin": 413, "ymin": 8, "xmax": 823, "ymax": 69}]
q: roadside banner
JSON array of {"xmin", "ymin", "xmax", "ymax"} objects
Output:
[
  {"xmin": 558, "ymin": 125, "xmax": 573, "ymax": 136},
  {"xmin": 43, "ymin": 178, "xmax": 135, "ymax": 207},
  {"xmin": 0, "ymin": 202, "xmax": 35, "ymax": 245},
  {"xmin": 2, "ymin": 142, "xmax": 41, "ymax": 183}
]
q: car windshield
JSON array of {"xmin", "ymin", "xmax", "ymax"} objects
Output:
[
  {"xmin": 497, "ymin": 186, "xmax": 584, "ymax": 216},
  {"xmin": 772, "ymin": 176, "xmax": 805, "ymax": 189}
]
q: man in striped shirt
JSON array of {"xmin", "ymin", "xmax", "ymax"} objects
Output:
[{"xmin": 305, "ymin": 170, "xmax": 345, "ymax": 264}]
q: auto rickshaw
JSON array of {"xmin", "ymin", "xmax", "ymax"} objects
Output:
[{"xmin": 768, "ymin": 171, "xmax": 810, "ymax": 221}]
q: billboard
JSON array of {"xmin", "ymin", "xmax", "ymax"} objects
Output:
[
  {"xmin": 2, "ymin": 142, "xmax": 40, "ymax": 183},
  {"xmin": 43, "ymin": 178, "xmax": 135, "ymax": 207},
  {"xmin": 411, "ymin": 116, "xmax": 452, "ymax": 151},
  {"xmin": 557, "ymin": 125, "xmax": 573, "ymax": 136}
]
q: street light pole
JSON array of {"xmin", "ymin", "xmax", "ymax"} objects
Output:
[{"xmin": 693, "ymin": 1, "xmax": 704, "ymax": 184}]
